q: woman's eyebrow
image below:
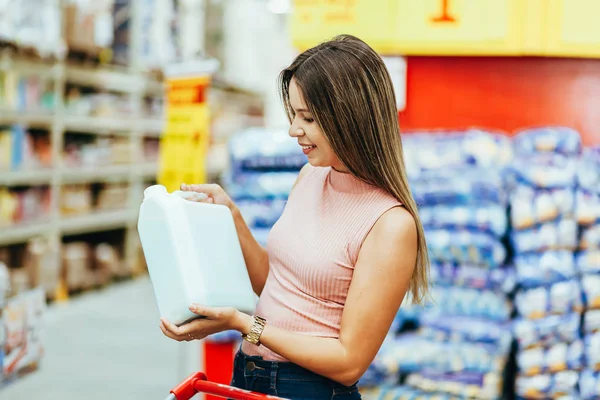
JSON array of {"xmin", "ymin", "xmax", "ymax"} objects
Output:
[{"xmin": 294, "ymin": 107, "xmax": 310, "ymax": 113}]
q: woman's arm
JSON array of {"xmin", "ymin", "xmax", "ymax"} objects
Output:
[
  {"xmin": 234, "ymin": 206, "xmax": 417, "ymax": 386},
  {"xmin": 183, "ymin": 164, "xmax": 312, "ymax": 296}
]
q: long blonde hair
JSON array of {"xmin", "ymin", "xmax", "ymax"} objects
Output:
[{"xmin": 279, "ymin": 34, "xmax": 429, "ymax": 304}]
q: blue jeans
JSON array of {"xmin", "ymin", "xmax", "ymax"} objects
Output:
[{"xmin": 230, "ymin": 350, "xmax": 362, "ymax": 400}]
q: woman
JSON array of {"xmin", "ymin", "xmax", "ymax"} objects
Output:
[{"xmin": 159, "ymin": 34, "xmax": 429, "ymax": 399}]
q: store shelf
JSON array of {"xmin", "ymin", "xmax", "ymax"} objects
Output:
[
  {"xmin": 61, "ymin": 165, "xmax": 131, "ymax": 183},
  {"xmin": 0, "ymin": 110, "xmax": 54, "ymax": 128},
  {"xmin": 0, "ymin": 169, "xmax": 54, "ymax": 186},
  {"xmin": 60, "ymin": 209, "xmax": 137, "ymax": 236},
  {"xmin": 65, "ymin": 64, "xmax": 144, "ymax": 93},
  {"xmin": 139, "ymin": 119, "xmax": 164, "ymax": 137},
  {"xmin": 63, "ymin": 115, "xmax": 134, "ymax": 135},
  {"xmin": 0, "ymin": 221, "xmax": 52, "ymax": 246},
  {"xmin": 140, "ymin": 162, "xmax": 158, "ymax": 179}
]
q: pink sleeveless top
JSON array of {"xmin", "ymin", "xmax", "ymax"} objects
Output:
[{"xmin": 241, "ymin": 165, "xmax": 401, "ymax": 361}]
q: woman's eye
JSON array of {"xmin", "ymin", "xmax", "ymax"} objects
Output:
[{"xmin": 304, "ymin": 118, "xmax": 314, "ymax": 123}]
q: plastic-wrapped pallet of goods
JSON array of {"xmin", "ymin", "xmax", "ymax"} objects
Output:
[
  {"xmin": 506, "ymin": 127, "xmax": 599, "ymax": 399},
  {"xmin": 575, "ymin": 145, "xmax": 600, "ymax": 400},
  {"xmin": 361, "ymin": 130, "xmax": 515, "ymax": 400}
]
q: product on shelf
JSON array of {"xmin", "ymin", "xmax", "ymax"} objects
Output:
[
  {"xmin": 64, "ymin": 87, "xmax": 132, "ymax": 118},
  {"xmin": 63, "ymin": 135, "xmax": 130, "ymax": 167},
  {"xmin": 61, "ymin": 184, "xmax": 93, "ymax": 216},
  {"xmin": 0, "ymin": 186, "xmax": 51, "ymax": 227},
  {"xmin": 64, "ymin": 0, "xmax": 115, "ymax": 55},
  {"xmin": 0, "ymin": 71, "xmax": 55, "ymax": 112},
  {"xmin": 62, "ymin": 241, "xmax": 122, "ymax": 292},
  {"xmin": 1, "ymin": 287, "xmax": 46, "ymax": 383},
  {"xmin": 96, "ymin": 183, "xmax": 129, "ymax": 211},
  {"xmin": 24, "ymin": 238, "xmax": 61, "ymax": 299},
  {"xmin": 0, "ymin": 0, "xmax": 62, "ymax": 58},
  {"xmin": 0, "ymin": 126, "xmax": 52, "ymax": 171}
]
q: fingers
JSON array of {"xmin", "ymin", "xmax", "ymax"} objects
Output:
[
  {"xmin": 160, "ymin": 318, "xmax": 208, "ymax": 342},
  {"xmin": 189, "ymin": 304, "xmax": 216, "ymax": 318},
  {"xmin": 181, "ymin": 183, "xmax": 221, "ymax": 196}
]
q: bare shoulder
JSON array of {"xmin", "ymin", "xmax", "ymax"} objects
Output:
[{"xmin": 370, "ymin": 206, "xmax": 417, "ymax": 245}]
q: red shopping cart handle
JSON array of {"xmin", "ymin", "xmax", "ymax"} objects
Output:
[{"xmin": 168, "ymin": 371, "xmax": 288, "ymax": 400}]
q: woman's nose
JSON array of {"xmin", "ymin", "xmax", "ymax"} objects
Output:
[{"xmin": 289, "ymin": 126, "xmax": 305, "ymax": 138}]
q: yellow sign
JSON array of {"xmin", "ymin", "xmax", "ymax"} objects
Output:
[
  {"xmin": 159, "ymin": 73, "xmax": 213, "ymax": 192},
  {"xmin": 392, "ymin": 0, "xmax": 524, "ymax": 55},
  {"xmin": 291, "ymin": 0, "xmax": 397, "ymax": 53},
  {"xmin": 543, "ymin": 0, "xmax": 600, "ymax": 58},
  {"xmin": 291, "ymin": 0, "xmax": 600, "ymax": 58}
]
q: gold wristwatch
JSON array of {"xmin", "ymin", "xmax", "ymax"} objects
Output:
[{"xmin": 242, "ymin": 315, "xmax": 267, "ymax": 346}]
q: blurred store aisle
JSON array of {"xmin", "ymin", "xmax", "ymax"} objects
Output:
[{"xmin": 2, "ymin": 277, "xmax": 186, "ymax": 400}]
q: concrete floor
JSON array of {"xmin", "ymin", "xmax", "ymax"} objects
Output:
[{"xmin": 1, "ymin": 277, "xmax": 202, "ymax": 400}]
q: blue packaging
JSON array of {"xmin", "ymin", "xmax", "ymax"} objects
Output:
[
  {"xmin": 577, "ymin": 251, "xmax": 600, "ymax": 274},
  {"xmin": 515, "ymin": 251, "xmax": 577, "ymax": 289},
  {"xmin": 235, "ymin": 198, "xmax": 287, "ymax": 229},
  {"xmin": 420, "ymin": 204, "xmax": 507, "ymax": 237},
  {"xmin": 425, "ymin": 229, "xmax": 506, "ymax": 269},
  {"xmin": 515, "ymin": 280, "xmax": 584, "ymax": 319},
  {"xmin": 512, "ymin": 127, "xmax": 582, "ymax": 157},
  {"xmin": 517, "ymin": 340, "xmax": 584, "ymax": 376},
  {"xmin": 510, "ymin": 218, "xmax": 578, "ymax": 253},
  {"xmin": 508, "ymin": 153, "xmax": 578, "ymax": 189},
  {"xmin": 370, "ymin": 334, "xmax": 509, "ymax": 376},
  {"xmin": 433, "ymin": 263, "xmax": 516, "ymax": 293},
  {"xmin": 582, "ymin": 274, "xmax": 600, "ymax": 310},
  {"xmin": 576, "ymin": 146, "xmax": 600, "ymax": 194},
  {"xmin": 516, "ymin": 371, "xmax": 579, "ymax": 399},
  {"xmin": 229, "ymin": 128, "xmax": 306, "ymax": 173},
  {"xmin": 510, "ymin": 185, "xmax": 574, "ymax": 230},
  {"xmin": 584, "ymin": 331, "xmax": 600, "ymax": 372},
  {"xmin": 419, "ymin": 313, "xmax": 513, "ymax": 347},
  {"xmin": 513, "ymin": 313, "xmax": 581, "ymax": 349},
  {"xmin": 411, "ymin": 172, "xmax": 506, "ymax": 207},
  {"xmin": 580, "ymin": 225, "xmax": 600, "ymax": 250},
  {"xmin": 223, "ymin": 170, "xmax": 298, "ymax": 201},
  {"xmin": 580, "ymin": 369, "xmax": 600, "ymax": 400},
  {"xmin": 584, "ymin": 309, "xmax": 600, "ymax": 334},
  {"xmin": 402, "ymin": 129, "xmax": 514, "ymax": 178},
  {"xmin": 428, "ymin": 286, "xmax": 512, "ymax": 322},
  {"xmin": 575, "ymin": 189, "xmax": 600, "ymax": 226}
]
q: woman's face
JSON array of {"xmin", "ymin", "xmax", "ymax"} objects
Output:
[{"xmin": 288, "ymin": 78, "xmax": 347, "ymax": 172}]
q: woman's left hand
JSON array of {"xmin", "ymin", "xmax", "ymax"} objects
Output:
[{"xmin": 159, "ymin": 304, "xmax": 252, "ymax": 342}]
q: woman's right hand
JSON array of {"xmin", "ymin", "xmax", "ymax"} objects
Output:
[{"xmin": 180, "ymin": 183, "xmax": 236, "ymax": 210}]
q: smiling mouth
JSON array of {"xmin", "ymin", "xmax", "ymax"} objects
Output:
[{"xmin": 300, "ymin": 145, "xmax": 316, "ymax": 150}]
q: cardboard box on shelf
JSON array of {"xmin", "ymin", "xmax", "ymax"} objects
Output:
[
  {"xmin": 62, "ymin": 242, "xmax": 92, "ymax": 292},
  {"xmin": 96, "ymin": 183, "xmax": 128, "ymax": 211},
  {"xmin": 94, "ymin": 243, "xmax": 119, "ymax": 284},
  {"xmin": 64, "ymin": 1, "xmax": 115, "ymax": 56},
  {"xmin": 61, "ymin": 184, "xmax": 93, "ymax": 216},
  {"xmin": 24, "ymin": 238, "xmax": 60, "ymax": 299}
]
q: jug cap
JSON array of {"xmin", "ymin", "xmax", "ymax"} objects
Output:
[{"xmin": 144, "ymin": 185, "xmax": 168, "ymax": 199}]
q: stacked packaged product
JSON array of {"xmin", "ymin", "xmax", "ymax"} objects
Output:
[
  {"xmin": 576, "ymin": 146, "xmax": 600, "ymax": 400},
  {"xmin": 0, "ymin": 261, "xmax": 46, "ymax": 388},
  {"xmin": 363, "ymin": 130, "xmax": 515, "ymax": 399},
  {"xmin": 509, "ymin": 128, "xmax": 585, "ymax": 399},
  {"xmin": 224, "ymin": 127, "xmax": 306, "ymax": 246},
  {"xmin": 209, "ymin": 127, "xmax": 305, "ymax": 342}
]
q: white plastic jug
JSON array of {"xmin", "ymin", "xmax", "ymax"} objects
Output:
[{"xmin": 138, "ymin": 185, "xmax": 256, "ymax": 326}]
